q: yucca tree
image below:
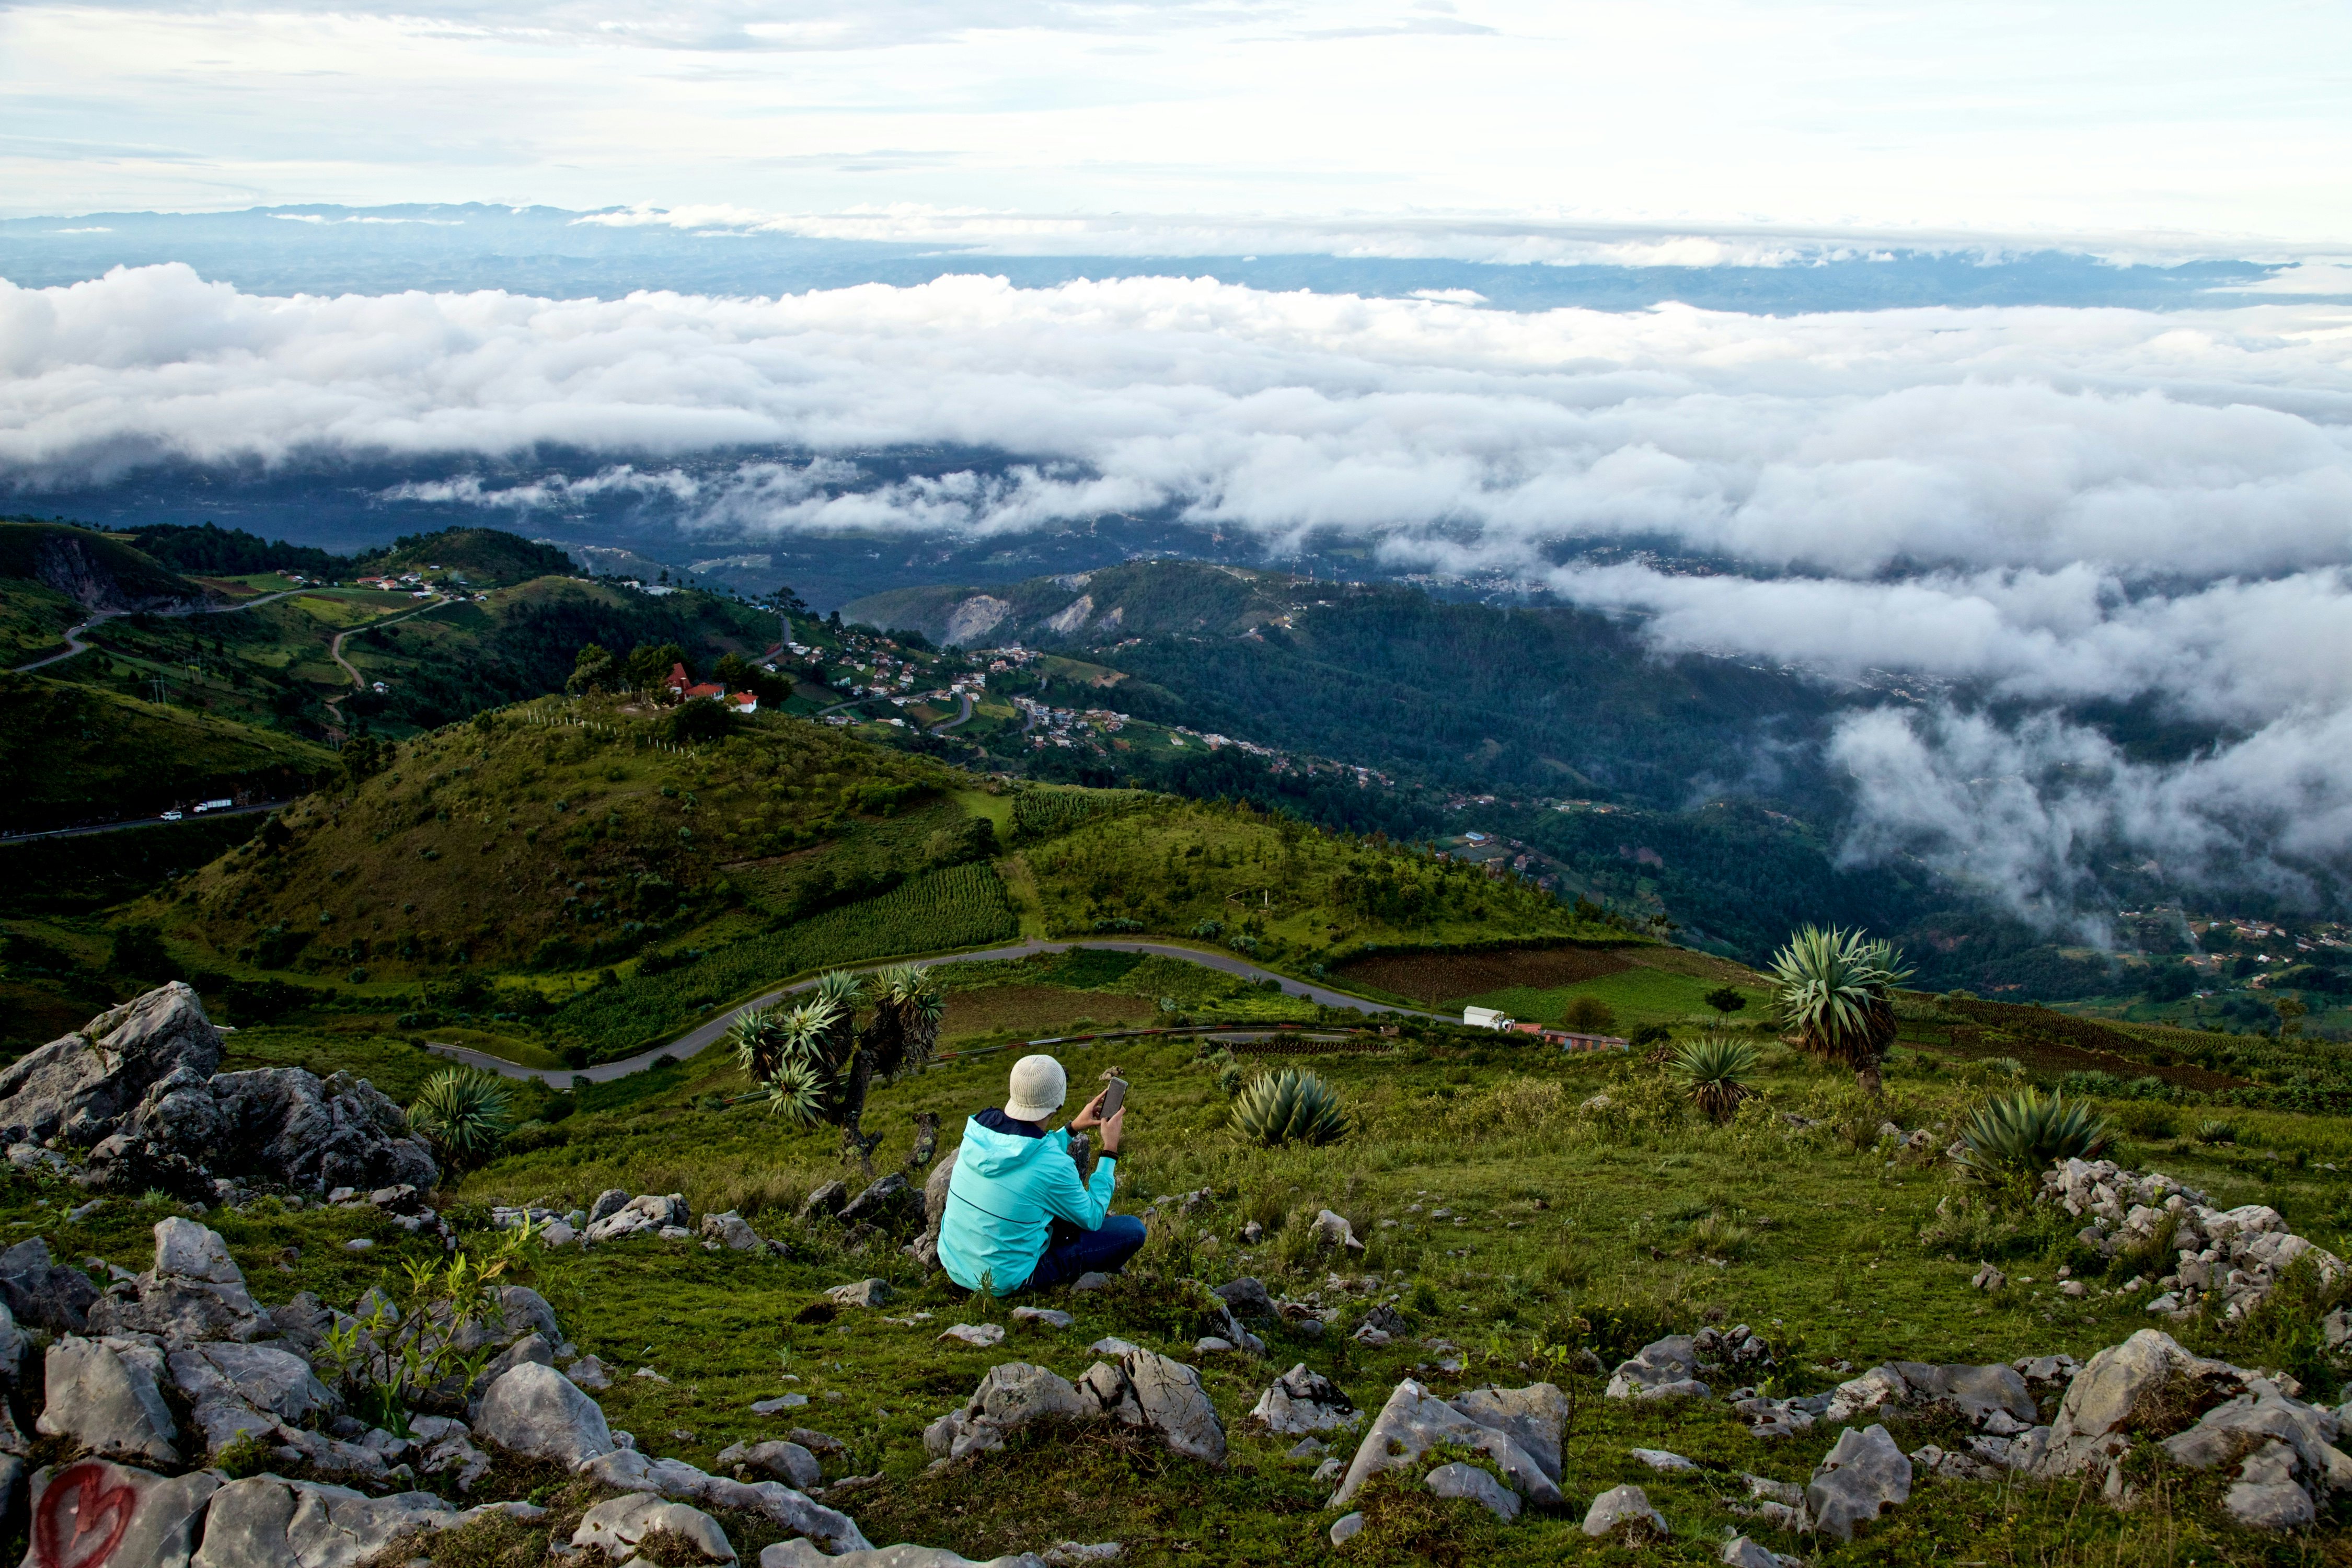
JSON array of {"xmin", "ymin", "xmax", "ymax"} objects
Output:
[
  {"xmin": 1768, "ymin": 926, "xmax": 1912, "ymax": 1097},
  {"xmin": 407, "ymin": 1068, "xmax": 514, "ymax": 1173},
  {"xmin": 733, "ymin": 967, "xmax": 944, "ymax": 1175},
  {"xmin": 1669, "ymin": 1036, "xmax": 1758, "ymax": 1124}
]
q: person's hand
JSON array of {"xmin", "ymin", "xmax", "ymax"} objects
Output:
[
  {"xmin": 1099, "ymin": 1106, "xmax": 1124, "ymax": 1155},
  {"xmin": 1068, "ymin": 1089, "xmax": 1107, "ymax": 1132}
]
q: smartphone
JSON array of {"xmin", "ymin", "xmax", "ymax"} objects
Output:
[{"xmin": 1098, "ymin": 1076, "xmax": 1128, "ymax": 1120}]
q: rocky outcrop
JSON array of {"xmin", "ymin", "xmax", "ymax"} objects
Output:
[
  {"xmin": 37, "ymin": 1336, "xmax": 181, "ymax": 1468},
  {"xmin": 572, "ymin": 1492, "xmax": 737, "ymax": 1563},
  {"xmin": 924, "ymin": 1351, "xmax": 1225, "ymax": 1468},
  {"xmin": 88, "ymin": 1065, "xmax": 436, "ymax": 1198},
  {"xmin": 0, "ymin": 983, "xmax": 221, "ymax": 1148},
  {"xmin": 580, "ymin": 1448, "xmax": 868, "ymax": 1554},
  {"xmin": 0, "ymin": 1236, "xmax": 101, "ymax": 1333},
  {"xmin": 90, "ymin": 1218, "xmax": 271, "ymax": 1345},
  {"xmin": 1329, "ymin": 1379, "xmax": 1565, "ymax": 1509},
  {"xmin": 474, "ymin": 1362, "xmax": 616, "ymax": 1468},
  {"xmin": 192, "ymin": 1473, "xmax": 534, "ymax": 1568},
  {"xmin": 1807, "ymin": 1424, "xmax": 1911, "ymax": 1541},
  {"xmin": 584, "ymin": 1193, "xmax": 689, "ymax": 1243},
  {"xmin": 2043, "ymin": 1159, "xmax": 2346, "ymax": 1320},
  {"xmin": 1247, "ymin": 1365, "xmax": 1357, "ymax": 1435},
  {"xmin": 25, "ymin": 1461, "xmax": 220, "ymax": 1568}
]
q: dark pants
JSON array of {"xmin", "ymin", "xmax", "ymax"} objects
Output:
[{"xmin": 1021, "ymin": 1213, "xmax": 1147, "ymax": 1292}]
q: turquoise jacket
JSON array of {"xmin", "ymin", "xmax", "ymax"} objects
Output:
[{"xmin": 938, "ymin": 1112, "xmax": 1119, "ymax": 1293}]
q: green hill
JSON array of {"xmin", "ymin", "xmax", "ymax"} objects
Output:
[
  {"xmin": 365, "ymin": 526, "xmax": 581, "ymax": 587},
  {"xmin": 0, "ymin": 520, "xmax": 214, "ymax": 661},
  {"xmin": 0, "ymin": 673, "xmax": 332, "ymax": 832}
]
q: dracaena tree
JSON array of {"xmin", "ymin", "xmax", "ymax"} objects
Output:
[
  {"xmin": 1767, "ymin": 926, "xmax": 1912, "ymax": 1097},
  {"xmin": 728, "ymin": 964, "xmax": 945, "ymax": 1175}
]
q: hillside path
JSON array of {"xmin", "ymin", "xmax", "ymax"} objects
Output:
[
  {"xmin": 11, "ymin": 589, "xmax": 308, "ymax": 674},
  {"xmin": 426, "ymin": 937, "xmax": 1441, "ymax": 1086},
  {"xmin": 322, "ymin": 598, "xmax": 455, "ymax": 723}
]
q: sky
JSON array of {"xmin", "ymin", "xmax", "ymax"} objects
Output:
[{"xmin": 3, "ymin": 0, "xmax": 2351, "ymax": 931}]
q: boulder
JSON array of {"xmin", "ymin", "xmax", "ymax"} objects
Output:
[
  {"xmin": 1212, "ymin": 1277, "xmax": 1277, "ymax": 1322},
  {"xmin": 571, "ymin": 1492, "xmax": 736, "ymax": 1562},
  {"xmin": 168, "ymin": 1342, "xmax": 337, "ymax": 1423},
  {"xmin": 577, "ymin": 1447, "xmax": 868, "ymax": 1555},
  {"xmin": 1631, "ymin": 1447, "xmax": 1697, "ymax": 1472},
  {"xmin": 2160, "ymin": 1389, "xmax": 2352, "ymax": 1491},
  {"xmin": 1806, "ymin": 1424, "xmax": 1911, "ymax": 1541},
  {"xmin": 190, "ymin": 1474, "xmax": 486, "ymax": 1568},
  {"xmin": 1119, "ymin": 1348, "xmax": 1226, "ymax": 1466},
  {"xmin": 1248, "ymin": 1364, "xmax": 1358, "ymax": 1435},
  {"xmin": 472, "ymin": 1362, "xmax": 615, "ymax": 1468},
  {"xmin": 584, "ymin": 1194, "xmax": 688, "ymax": 1244},
  {"xmin": 0, "ymin": 984, "xmax": 221, "ymax": 1148},
  {"xmin": 760, "ymin": 1546, "xmax": 1046, "ymax": 1568},
  {"xmin": 1447, "ymin": 1384, "xmax": 1568, "ymax": 1483},
  {"xmin": 2036, "ymin": 1330, "xmax": 2250, "ymax": 1479},
  {"xmin": 25, "ymin": 1460, "xmax": 218, "ymax": 1568},
  {"xmin": 412, "ymin": 1414, "xmax": 492, "ymax": 1492},
  {"xmin": 716, "ymin": 1439, "xmax": 823, "ymax": 1491},
  {"xmin": 907, "ymin": 1155, "xmax": 958, "ymax": 1269},
  {"xmin": 1330, "ymin": 1380, "xmax": 1562, "ymax": 1509},
  {"xmin": 1581, "ymin": 1483, "xmax": 1666, "ymax": 1538},
  {"xmin": 1606, "ymin": 1335, "xmax": 1707, "ymax": 1400},
  {"xmin": 798, "ymin": 1181, "xmax": 849, "ymax": 1222},
  {"xmin": 827, "ymin": 1279, "xmax": 894, "ymax": 1310},
  {"xmin": 839, "ymin": 1174, "xmax": 916, "ymax": 1231},
  {"xmin": 90, "ymin": 1219, "xmax": 269, "ymax": 1346},
  {"xmin": 569, "ymin": 1355, "xmax": 613, "ymax": 1391},
  {"xmin": 37, "ymin": 1335, "xmax": 179, "ymax": 1468},
  {"xmin": 2223, "ymin": 1442, "xmax": 2317, "ymax": 1530},
  {"xmin": 0, "ymin": 1237, "xmax": 100, "ymax": 1333},
  {"xmin": 1012, "ymin": 1307, "xmax": 1073, "ymax": 1331},
  {"xmin": 87, "ymin": 1066, "xmax": 436, "ymax": 1198},
  {"xmin": 1424, "ymin": 1460, "xmax": 1520, "ymax": 1521},
  {"xmin": 1722, "ymin": 1536, "xmax": 1803, "ymax": 1568},
  {"xmin": 702, "ymin": 1212, "xmax": 765, "ymax": 1252},
  {"xmin": 925, "ymin": 1363, "xmax": 1095, "ymax": 1460},
  {"xmin": 1309, "ymin": 1210, "xmax": 1363, "ymax": 1251},
  {"xmin": 940, "ymin": 1323, "xmax": 1005, "ymax": 1348},
  {"xmin": 589, "ymin": 1189, "xmax": 630, "ymax": 1224}
]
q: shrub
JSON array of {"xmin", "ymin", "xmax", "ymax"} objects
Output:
[
  {"xmin": 1957, "ymin": 1088, "xmax": 2111, "ymax": 1187},
  {"xmin": 1231, "ymin": 1069, "xmax": 1349, "ymax": 1147},
  {"xmin": 1562, "ymin": 996, "xmax": 1616, "ymax": 1033},
  {"xmin": 2196, "ymin": 1119, "xmax": 2238, "ymax": 1145},
  {"xmin": 1668, "ymin": 1036, "xmax": 1757, "ymax": 1124},
  {"xmin": 406, "ymin": 1068, "xmax": 516, "ymax": 1169}
]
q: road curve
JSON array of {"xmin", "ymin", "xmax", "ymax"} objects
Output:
[
  {"xmin": 426, "ymin": 937, "xmax": 1440, "ymax": 1087},
  {"xmin": 12, "ymin": 589, "xmax": 315, "ymax": 675},
  {"xmin": 0, "ymin": 800, "xmax": 291, "ymax": 845}
]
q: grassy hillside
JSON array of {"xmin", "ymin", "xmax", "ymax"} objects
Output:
[
  {"xmin": 366, "ymin": 526, "xmax": 581, "ymax": 587},
  {"xmin": 157, "ymin": 693, "xmax": 977, "ymax": 982},
  {"xmin": 0, "ymin": 672, "xmax": 332, "ymax": 831},
  {"xmin": 28, "ymin": 969, "xmax": 2347, "ymax": 1567}
]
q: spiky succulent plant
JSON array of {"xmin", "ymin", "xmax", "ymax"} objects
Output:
[
  {"xmin": 1230, "ymin": 1068, "xmax": 1349, "ymax": 1148},
  {"xmin": 406, "ymin": 1067, "xmax": 515, "ymax": 1170},
  {"xmin": 1767, "ymin": 925, "xmax": 1912, "ymax": 1095},
  {"xmin": 1669, "ymin": 1036, "xmax": 1759, "ymax": 1124},
  {"xmin": 2196, "ymin": 1119, "xmax": 2238, "ymax": 1146},
  {"xmin": 732, "ymin": 967, "xmax": 944, "ymax": 1172},
  {"xmin": 1957, "ymin": 1088, "xmax": 2111, "ymax": 1185}
]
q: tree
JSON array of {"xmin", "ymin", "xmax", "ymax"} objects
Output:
[
  {"xmin": 1703, "ymin": 985, "xmax": 1747, "ymax": 1016},
  {"xmin": 729, "ymin": 965, "xmax": 945, "ymax": 1176},
  {"xmin": 2275, "ymin": 996, "xmax": 2309, "ymax": 1037},
  {"xmin": 567, "ymin": 643, "xmax": 617, "ymax": 695},
  {"xmin": 1767, "ymin": 925, "xmax": 1912, "ymax": 1096},
  {"xmin": 1562, "ymin": 996, "xmax": 1616, "ymax": 1033},
  {"xmin": 624, "ymin": 643, "xmax": 687, "ymax": 696}
]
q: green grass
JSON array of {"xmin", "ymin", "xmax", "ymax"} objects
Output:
[
  {"xmin": 47, "ymin": 991, "xmax": 2338, "ymax": 1567},
  {"xmin": 1465, "ymin": 967, "xmax": 1751, "ymax": 1031}
]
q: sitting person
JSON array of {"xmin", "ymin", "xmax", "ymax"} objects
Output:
[{"xmin": 939, "ymin": 1053, "xmax": 1144, "ymax": 1294}]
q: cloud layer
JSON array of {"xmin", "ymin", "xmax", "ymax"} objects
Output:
[{"xmin": 6, "ymin": 262, "xmax": 2352, "ymax": 918}]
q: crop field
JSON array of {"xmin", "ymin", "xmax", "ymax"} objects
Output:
[{"xmin": 1333, "ymin": 944, "xmax": 1639, "ymax": 1007}]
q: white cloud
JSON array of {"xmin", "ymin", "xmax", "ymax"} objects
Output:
[{"xmin": 7, "ymin": 262, "xmax": 2352, "ymax": 915}]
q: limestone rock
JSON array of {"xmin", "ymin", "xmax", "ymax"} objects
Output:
[
  {"xmin": 827, "ymin": 1278, "xmax": 894, "ymax": 1309},
  {"xmin": 0, "ymin": 1237, "xmax": 100, "ymax": 1333},
  {"xmin": 1012, "ymin": 1306, "xmax": 1073, "ymax": 1331},
  {"xmin": 2037, "ymin": 1330, "xmax": 2250, "ymax": 1479},
  {"xmin": 1309, "ymin": 1210, "xmax": 1364, "ymax": 1251},
  {"xmin": 1120, "ymin": 1348, "xmax": 1226, "ymax": 1466},
  {"xmin": 1607, "ymin": 1335, "xmax": 1708, "ymax": 1400},
  {"xmin": 584, "ymin": 1193, "xmax": 688, "ymax": 1244},
  {"xmin": 89, "ymin": 1065, "xmax": 436, "ymax": 1198},
  {"xmin": 1807, "ymin": 1424, "xmax": 1911, "ymax": 1541},
  {"xmin": 190, "ymin": 1474, "xmax": 476, "ymax": 1568},
  {"xmin": 1328, "ymin": 1513, "xmax": 1365, "ymax": 1547},
  {"xmin": 25, "ymin": 1460, "xmax": 218, "ymax": 1568},
  {"xmin": 38, "ymin": 1335, "xmax": 179, "ymax": 1468},
  {"xmin": 1424, "ymin": 1460, "xmax": 1520, "ymax": 1521},
  {"xmin": 0, "ymin": 984, "xmax": 222, "ymax": 1149},
  {"xmin": 2161, "ymin": 1389, "xmax": 2352, "ymax": 1492},
  {"xmin": 1582, "ymin": 1483, "xmax": 1667, "ymax": 1538},
  {"xmin": 940, "ymin": 1323, "xmax": 1006, "ymax": 1348},
  {"xmin": 702, "ymin": 1211, "xmax": 766, "ymax": 1252},
  {"xmin": 2223, "ymin": 1441, "xmax": 2317, "ymax": 1530},
  {"xmin": 925, "ymin": 1363, "xmax": 1094, "ymax": 1460},
  {"xmin": 589, "ymin": 1189, "xmax": 630, "ymax": 1224},
  {"xmin": 1249, "ymin": 1364, "xmax": 1358, "ymax": 1435},
  {"xmin": 89, "ymin": 1218, "xmax": 270, "ymax": 1346},
  {"xmin": 906, "ymin": 1154, "xmax": 957, "ymax": 1269},
  {"xmin": 1631, "ymin": 1447, "xmax": 1696, "ymax": 1472},
  {"xmin": 1212, "ymin": 1277, "xmax": 1277, "ymax": 1322},
  {"xmin": 1331, "ymin": 1380, "xmax": 1562, "ymax": 1509},
  {"xmin": 839, "ymin": 1174, "xmax": 916, "ymax": 1231},
  {"xmin": 798, "ymin": 1180, "xmax": 849, "ymax": 1221},
  {"xmin": 1447, "ymin": 1383, "xmax": 1568, "ymax": 1483},
  {"xmin": 473, "ymin": 1362, "xmax": 615, "ymax": 1467},
  {"xmin": 1722, "ymin": 1536, "xmax": 1803, "ymax": 1568},
  {"xmin": 168, "ymin": 1342, "xmax": 336, "ymax": 1422},
  {"xmin": 716, "ymin": 1438, "xmax": 823, "ymax": 1491},
  {"xmin": 576, "ymin": 1446, "xmax": 868, "ymax": 1555},
  {"xmin": 569, "ymin": 1355, "xmax": 613, "ymax": 1391},
  {"xmin": 571, "ymin": 1492, "xmax": 736, "ymax": 1562}
]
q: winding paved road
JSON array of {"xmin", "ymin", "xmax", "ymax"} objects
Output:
[
  {"xmin": 427, "ymin": 936, "xmax": 1441, "ymax": 1086},
  {"xmin": 11, "ymin": 589, "xmax": 308, "ymax": 674},
  {"xmin": 1, "ymin": 800, "xmax": 290, "ymax": 845}
]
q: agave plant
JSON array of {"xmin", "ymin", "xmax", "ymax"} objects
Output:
[
  {"xmin": 407, "ymin": 1068, "xmax": 515, "ymax": 1170},
  {"xmin": 2196, "ymin": 1119, "xmax": 2238, "ymax": 1146},
  {"xmin": 1230, "ymin": 1069, "xmax": 1348, "ymax": 1148},
  {"xmin": 1768, "ymin": 926, "xmax": 1913, "ymax": 1096},
  {"xmin": 1669, "ymin": 1036, "xmax": 1758, "ymax": 1124},
  {"xmin": 1957, "ymin": 1088, "xmax": 2112, "ymax": 1186}
]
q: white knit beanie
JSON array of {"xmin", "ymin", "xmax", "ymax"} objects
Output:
[{"xmin": 1004, "ymin": 1054, "xmax": 1068, "ymax": 1123}]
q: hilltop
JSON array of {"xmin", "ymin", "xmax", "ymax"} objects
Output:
[{"xmin": 366, "ymin": 526, "xmax": 581, "ymax": 587}]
